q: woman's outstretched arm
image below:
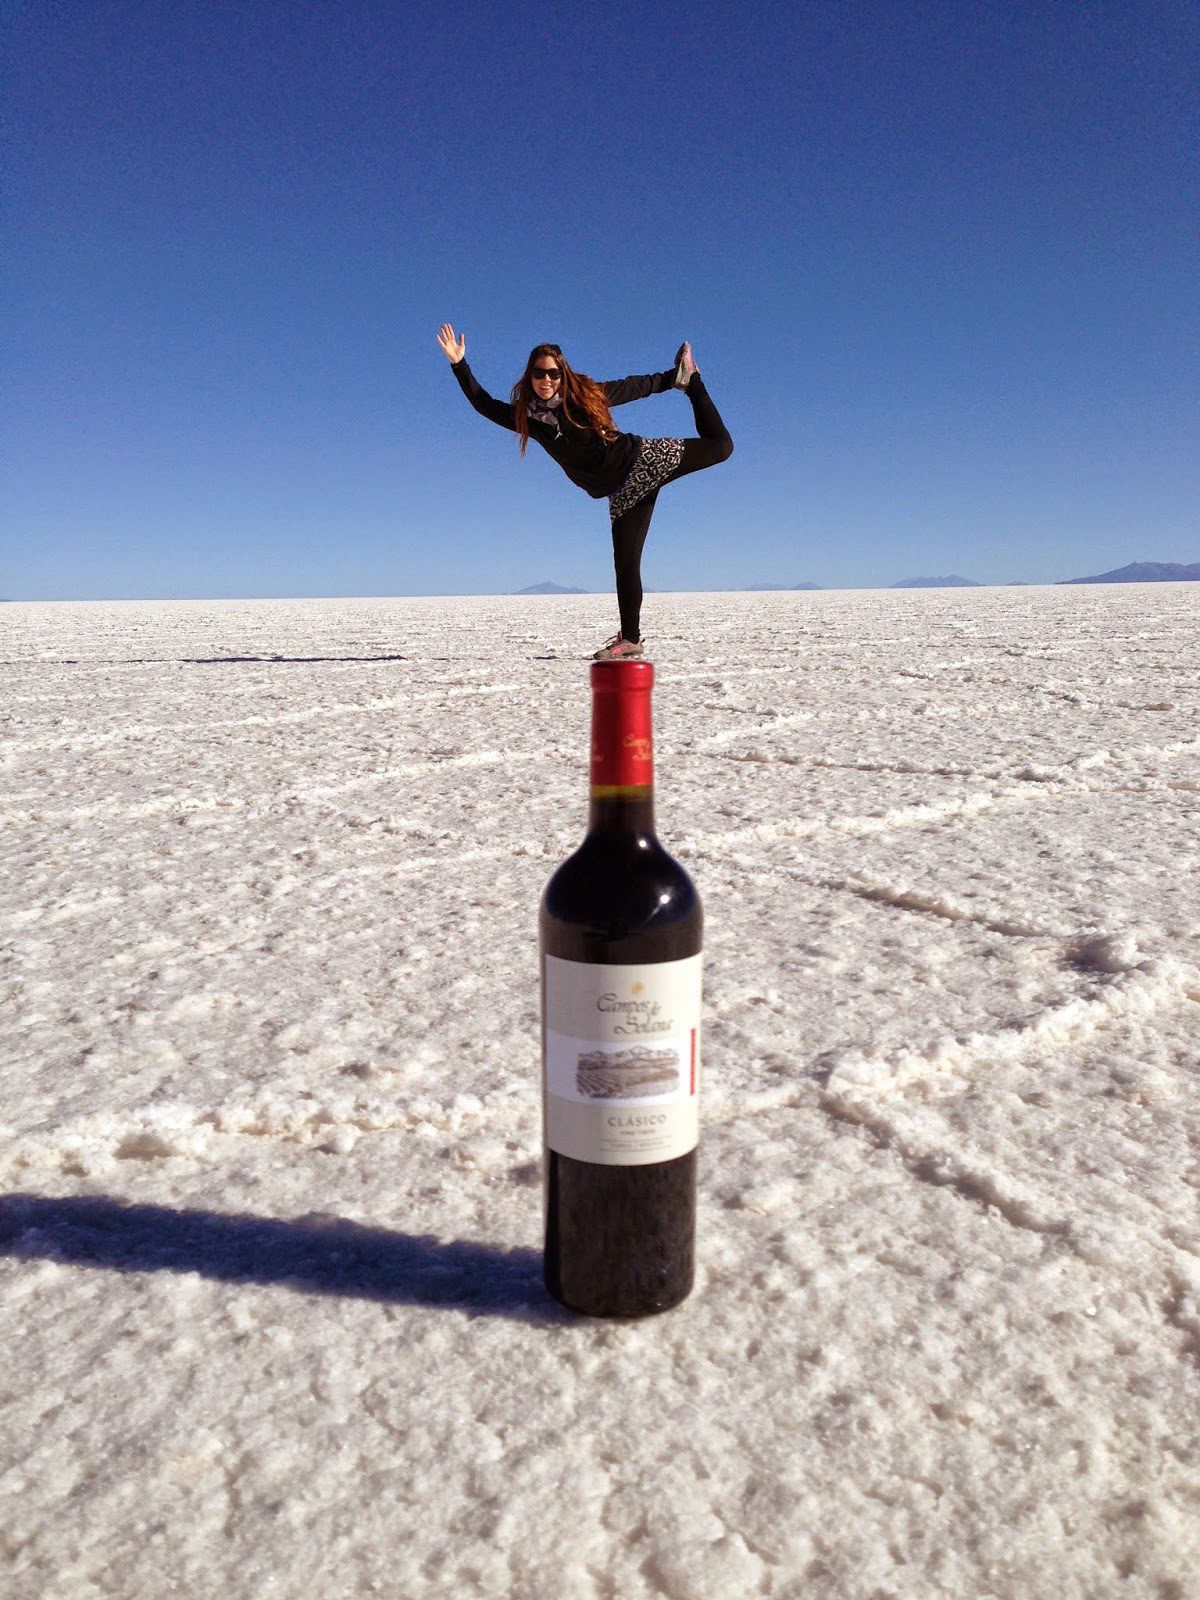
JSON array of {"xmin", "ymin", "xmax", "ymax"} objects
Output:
[{"xmin": 437, "ymin": 323, "xmax": 517, "ymax": 432}]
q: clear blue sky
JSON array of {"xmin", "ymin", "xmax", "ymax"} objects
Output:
[{"xmin": 4, "ymin": 0, "xmax": 1197, "ymax": 599}]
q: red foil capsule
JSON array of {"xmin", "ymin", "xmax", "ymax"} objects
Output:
[{"xmin": 589, "ymin": 659, "xmax": 655, "ymax": 789}]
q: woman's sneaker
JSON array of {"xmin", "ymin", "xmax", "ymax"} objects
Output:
[
  {"xmin": 592, "ymin": 634, "xmax": 645, "ymax": 660},
  {"xmin": 673, "ymin": 341, "xmax": 699, "ymax": 390}
]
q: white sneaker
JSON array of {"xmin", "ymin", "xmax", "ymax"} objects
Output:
[
  {"xmin": 673, "ymin": 341, "xmax": 699, "ymax": 389},
  {"xmin": 592, "ymin": 634, "xmax": 645, "ymax": 660}
]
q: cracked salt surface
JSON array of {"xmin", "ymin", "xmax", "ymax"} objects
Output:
[{"xmin": 2, "ymin": 586, "xmax": 1199, "ymax": 1599}]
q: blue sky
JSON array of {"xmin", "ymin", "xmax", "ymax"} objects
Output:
[{"xmin": 4, "ymin": 0, "xmax": 1197, "ymax": 599}]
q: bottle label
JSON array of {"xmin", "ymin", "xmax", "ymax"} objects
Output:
[{"xmin": 543, "ymin": 952, "xmax": 702, "ymax": 1166}]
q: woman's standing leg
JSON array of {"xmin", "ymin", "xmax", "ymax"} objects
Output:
[{"xmin": 610, "ymin": 490, "xmax": 660, "ymax": 644}]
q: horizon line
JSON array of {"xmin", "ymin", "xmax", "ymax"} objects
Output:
[{"xmin": 5, "ymin": 577, "xmax": 1199, "ymax": 604}]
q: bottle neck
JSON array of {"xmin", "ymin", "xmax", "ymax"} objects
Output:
[
  {"xmin": 586, "ymin": 660, "xmax": 657, "ymax": 836},
  {"xmin": 588, "ymin": 788, "xmax": 656, "ymax": 836}
]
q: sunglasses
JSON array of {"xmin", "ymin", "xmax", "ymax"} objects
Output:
[{"xmin": 532, "ymin": 366, "xmax": 561, "ymax": 380}]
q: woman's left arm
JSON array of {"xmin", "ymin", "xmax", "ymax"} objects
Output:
[{"xmin": 602, "ymin": 369, "xmax": 676, "ymax": 406}]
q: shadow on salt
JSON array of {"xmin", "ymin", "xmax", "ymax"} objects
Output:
[{"xmin": 0, "ymin": 1194, "xmax": 565, "ymax": 1324}]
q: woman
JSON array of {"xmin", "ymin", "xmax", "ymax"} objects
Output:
[{"xmin": 436, "ymin": 324, "xmax": 732, "ymax": 659}]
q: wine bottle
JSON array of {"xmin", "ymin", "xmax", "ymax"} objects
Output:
[{"xmin": 540, "ymin": 659, "xmax": 703, "ymax": 1317}]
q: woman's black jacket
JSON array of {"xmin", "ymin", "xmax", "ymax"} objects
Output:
[{"xmin": 450, "ymin": 358, "xmax": 675, "ymax": 498}]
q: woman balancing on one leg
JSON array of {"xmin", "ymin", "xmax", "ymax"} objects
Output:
[{"xmin": 436, "ymin": 324, "xmax": 733, "ymax": 659}]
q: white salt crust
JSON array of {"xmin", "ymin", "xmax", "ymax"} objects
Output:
[{"xmin": 1, "ymin": 586, "xmax": 1198, "ymax": 1599}]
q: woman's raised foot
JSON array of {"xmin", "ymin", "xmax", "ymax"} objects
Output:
[{"xmin": 673, "ymin": 341, "xmax": 699, "ymax": 390}]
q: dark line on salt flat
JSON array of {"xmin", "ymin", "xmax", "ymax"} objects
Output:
[
  {"xmin": 188, "ymin": 655, "xmax": 410, "ymax": 665},
  {"xmin": 0, "ymin": 656, "xmax": 411, "ymax": 666}
]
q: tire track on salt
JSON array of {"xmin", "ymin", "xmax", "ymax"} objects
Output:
[{"xmin": 0, "ymin": 682, "xmax": 523, "ymax": 756}]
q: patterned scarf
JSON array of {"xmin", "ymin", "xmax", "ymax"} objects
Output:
[{"xmin": 527, "ymin": 392, "xmax": 562, "ymax": 432}]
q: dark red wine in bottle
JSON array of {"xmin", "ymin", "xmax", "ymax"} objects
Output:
[{"xmin": 540, "ymin": 659, "xmax": 703, "ymax": 1317}]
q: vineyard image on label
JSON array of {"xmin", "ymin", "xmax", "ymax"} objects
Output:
[
  {"xmin": 547, "ymin": 1032, "xmax": 695, "ymax": 1105},
  {"xmin": 577, "ymin": 1042, "xmax": 680, "ymax": 1099}
]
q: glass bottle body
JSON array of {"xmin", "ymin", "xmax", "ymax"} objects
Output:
[{"xmin": 540, "ymin": 664, "xmax": 702, "ymax": 1318}]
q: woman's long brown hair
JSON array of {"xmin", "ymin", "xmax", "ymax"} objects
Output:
[{"xmin": 510, "ymin": 344, "xmax": 619, "ymax": 455}]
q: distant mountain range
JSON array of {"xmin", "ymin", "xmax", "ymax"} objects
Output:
[
  {"xmin": 889, "ymin": 564, "xmax": 1199, "ymax": 588},
  {"xmin": 514, "ymin": 561, "xmax": 1198, "ymax": 595},
  {"xmin": 1059, "ymin": 561, "xmax": 1200, "ymax": 585},
  {"xmin": 892, "ymin": 576, "xmax": 981, "ymax": 589}
]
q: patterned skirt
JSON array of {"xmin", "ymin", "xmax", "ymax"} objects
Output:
[{"xmin": 608, "ymin": 436, "xmax": 686, "ymax": 521}]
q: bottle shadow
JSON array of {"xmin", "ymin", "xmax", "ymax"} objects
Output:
[{"xmin": 0, "ymin": 1194, "xmax": 570, "ymax": 1325}]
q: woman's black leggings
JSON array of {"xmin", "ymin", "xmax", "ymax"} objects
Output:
[{"xmin": 611, "ymin": 375, "xmax": 733, "ymax": 642}]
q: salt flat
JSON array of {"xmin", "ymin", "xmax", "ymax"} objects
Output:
[{"xmin": 2, "ymin": 586, "xmax": 1198, "ymax": 1600}]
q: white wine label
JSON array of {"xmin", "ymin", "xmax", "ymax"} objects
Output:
[{"xmin": 543, "ymin": 953, "xmax": 702, "ymax": 1166}]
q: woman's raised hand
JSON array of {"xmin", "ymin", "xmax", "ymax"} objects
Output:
[{"xmin": 437, "ymin": 323, "xmax": 466, "ymax": 363}]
